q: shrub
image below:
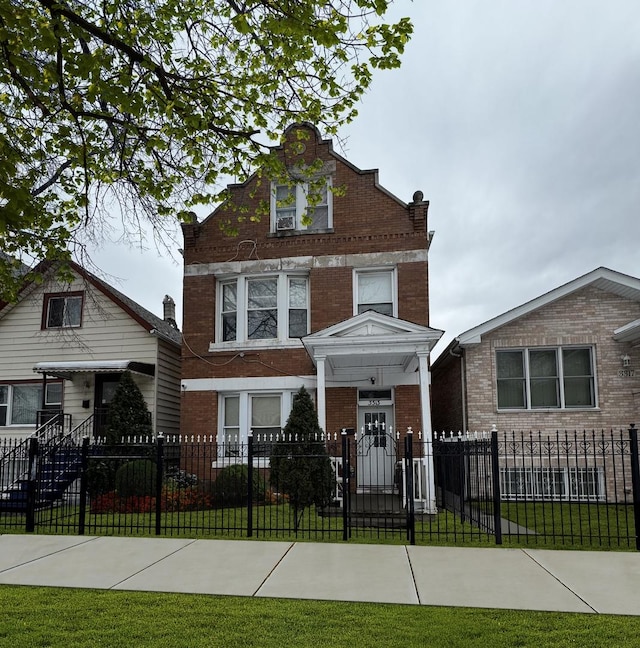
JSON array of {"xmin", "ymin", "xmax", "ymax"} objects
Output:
[
  {"xmin": 270, "ymin": 387, "xmax": 335, "ymax": 530},
  {"xmin": 86, "ymin": 460, "xmax": 116, "ymax": 496},
  {"xmin": 162, "ymin": 485, "xmax": 212, "ymax": 512},
  {"xmin": 115, "ymin": 459, "xmax": 157, "ymax": 498},
  {"xmin": 105, "ymin": 371, "xmax": 152, "ymax": 443},
  {"xmin": 212, "ymin": 464, "xmax": 266, "ymax": 507}
]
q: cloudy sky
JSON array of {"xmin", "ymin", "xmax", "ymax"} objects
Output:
[{"xmin": 92, "ymin": 0, "xmax": 640, "ymax": 361}]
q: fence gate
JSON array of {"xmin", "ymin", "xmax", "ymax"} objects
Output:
[{"xmin": 340, "ymin": 428, "xmax": 415, "ymax": 542}]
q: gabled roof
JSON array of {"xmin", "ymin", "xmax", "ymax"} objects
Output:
[
  {"xmin": 457, "ymin": 267, "xmax": 640, "ymax": 347},
  {"xmin": 0, "ymin": 260, "xmax": 181, "ymax": 346}
]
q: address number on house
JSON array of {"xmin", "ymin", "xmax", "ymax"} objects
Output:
[{"xmin": 618, "ymin": 369, "xmax": 635, "ymax": 377}]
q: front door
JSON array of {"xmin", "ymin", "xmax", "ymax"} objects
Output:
[
  {"xmin": 357, "ymin": 406, "xmax": 396, "ymax": 492},
  {"xmin": 94, "ymin": 373, "xmax": 121, "ymax": 437}
]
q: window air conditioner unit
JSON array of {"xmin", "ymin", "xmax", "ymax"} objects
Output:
[{"xmin": 276, "ymin": 216, "xmax": 295, "ymax": 231}]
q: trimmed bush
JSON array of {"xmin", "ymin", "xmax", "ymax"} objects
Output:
[
  {"xmin": 212, "ymin": 464, "xmax": 266, "ymax": 507},
  {"xmin": 115, "ymin": 459, "xmax": 157, "ymax": 498}
]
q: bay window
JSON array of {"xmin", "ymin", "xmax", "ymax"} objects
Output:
[{"xmin": 496, "ymin": 347, "xmax": 595, "ymax": 409}]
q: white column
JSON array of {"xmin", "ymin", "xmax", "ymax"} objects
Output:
[
  {"xmin": 316, "ymin": 355, "xmax": 327, "ymax": 433},
  {"xmin": 417, "ymin": 350, "xmax": 437, "ymax": 514}
]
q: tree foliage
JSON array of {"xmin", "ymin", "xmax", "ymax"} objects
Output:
[
  {"xmin": 0, "ymin": 0, "xmax": 412, "ymax": 299},
  {"xmin": 270, "ymin": 386, "xmax": 334, "ymax": 529},
  {"xmin": 105, "ymin": 370, "xmax": 152, "ymax": 442}
]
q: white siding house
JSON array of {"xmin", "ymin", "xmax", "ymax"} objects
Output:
[{"xmin": 0, "ymin": 261, "xmax": 181, "ymax": 440}]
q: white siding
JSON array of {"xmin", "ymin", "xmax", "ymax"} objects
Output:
[{"xmin": 0, "ymin": 272, "xmax": 180, "ymax": 439}]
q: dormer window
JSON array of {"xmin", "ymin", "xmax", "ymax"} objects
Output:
[
  {"xmin": 43, "ymin": 292, "xmax": 84, "ymax": 329},
  {"xmin": 271, "ymin": 180, "xmax": 332, "ymax": 233}
]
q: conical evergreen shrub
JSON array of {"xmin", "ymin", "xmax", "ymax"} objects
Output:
[
  {"xmin": 105, "ymin": 371, "xmax": 152, "ymax": 443},
  {"xmin": 270, "ymin": 386, "xmax": 335, "ymax": 529}
]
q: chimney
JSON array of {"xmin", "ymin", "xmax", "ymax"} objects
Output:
[
  {"xmin": 408, "ymin": 190, "xmax": 429, "ymax": 232},
  {"xmin": 163, "ymin": 295, "xmax": 178, "ymax": 329}
]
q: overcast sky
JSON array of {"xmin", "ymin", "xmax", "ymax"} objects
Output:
[{"xmin": 92, "ymin": 0, "xmax": 640, "ymax": 361}]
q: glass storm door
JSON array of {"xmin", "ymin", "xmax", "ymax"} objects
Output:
[{"xmin": 357, "ymin": 407, "xmax": 396, "ymax": 491}]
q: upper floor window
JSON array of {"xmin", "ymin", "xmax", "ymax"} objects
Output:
[
  {"xmin": 0, "ymin": 382, "xmax": 62, "ymax": 426},
  {"xmin": 355, "ymin": 269, "xmax": 396, "ymax": 317},
  {"xmin": 43, "ymin": 292, "xmax": 83, "ymax": 329},
  {"xmin": 217, "ymin": 273, "xmax": 309, "ymax": 345},
  {"xmin": 271, "ymin": 180, "xmax": 332, "ymax": 233},
  {"xmin": 496, "ymin": 347, "xmax": 596, "ymax": 410}
]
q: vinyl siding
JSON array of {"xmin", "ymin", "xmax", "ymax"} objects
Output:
[{"xmin": 0, "ymin": 272, "xmax": 180, "ymax": 438}]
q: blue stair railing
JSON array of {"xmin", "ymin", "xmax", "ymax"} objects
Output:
[{"xmin": 0, "ymin": 413, "xmax": 93, "ymax": 512}]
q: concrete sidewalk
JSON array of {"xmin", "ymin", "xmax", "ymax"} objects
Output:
[{"xmin": 1, "ymin": 534, "xmax": 639, "ymax": 615}]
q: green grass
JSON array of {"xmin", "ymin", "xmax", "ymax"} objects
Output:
[
  {"xmin": 0, "ymin": 503, "xmax": 496, "ymax": 546},
  {"xmin": 1, "ymin": 499, "xmax": 636, "ymax": 550},
  {"xmin": 498, "ymin": 501, "xmax": 636, "ymax": 550},
  {"xmin": 1, "ymin": 586, "xmax": 639, "ymax": 647}
]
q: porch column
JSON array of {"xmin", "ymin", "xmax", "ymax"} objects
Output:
[
  {"xmin": 417, "ymin": 350, "xmax": 437, "ymax": 514},
  {"xmin": 316, "ymin": 355, "xmax": 327, "ymax": 434}
]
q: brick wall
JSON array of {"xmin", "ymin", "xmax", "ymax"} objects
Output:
[
  {"xmin": 431, "ymin": 352, "xmax": 464, "ymax": 433},
  {"xmin": 463, "ymin": 286, "xmax": 640, "ymax": 432},
  {"xmin": 180, "ymin": 390, "xmax": 217, "ymax": 438},
  {"xmin": 180, "ymin": 124, "xmax": 432, "ymax": 441},
  {"xmin": 394, "ymin": 385, "xmax": 422, "ymax": 440},
  {"xmin": 325, "ymin": 387, "xmax": 358, "ymax": 436}
]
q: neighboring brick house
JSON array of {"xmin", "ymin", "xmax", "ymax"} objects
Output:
[
  {"xmin": 180, "ymin": 124, "xmax": 443, "ymax": 509},
  {"xmin": 432, "ymin": 267, "xmax": 640, "ymax": 434}
]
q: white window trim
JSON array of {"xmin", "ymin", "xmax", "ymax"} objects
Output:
[
  {"xmin": 353, "ymin": 267, "xmax": 398, "ymax": 318},
  {"xmin": 496, "ymin": 346, "xmax": 598, "ymax": 411},
  {"xmin": 0, "ymin": 382, "xmax": 62, "ymax": 427},
  {"xmin": 214, "ymin": 390, "xmax": 296, "ymax": 467},
  {"xmin": 213, "ymin": 272, "xmax": 309, "ymax": 350},
  {"xmin": 270, "ymin": 179, "xmax": 333, "ymax": 232}
]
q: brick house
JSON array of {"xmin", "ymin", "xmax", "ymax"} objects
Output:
[
  {"xmin": 180, "ymin": 124, "xmax": 443, "ymax": 510},
  {"xmin": 431, "ymin": 267, "xmax": 640, "ymax": 502},
  {"xmin": 432, "ymin": 267, "xmax": 640, "ymax": 434}
]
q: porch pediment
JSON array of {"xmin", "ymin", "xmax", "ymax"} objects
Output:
[{"xmin": 302, "ymin": 311, "xmax": 443, "ymax": 378}]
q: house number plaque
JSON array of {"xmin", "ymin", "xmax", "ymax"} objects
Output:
[{"xmin": 618, "ymin": 369, "xmax": 635, "ymax": 377}]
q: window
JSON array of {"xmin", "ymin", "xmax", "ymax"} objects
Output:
[
  {"xmin": 271, "ymin": 180, "xmax": 332, "ymax": 232},
  {"xmin": 0, "ymin": 382, "xmax": 62, "ymax": 426},
  {"xmin": 496, "ymin": 347, "xmax": 595, "ymax": 409},
  {"xmin": 500, "ymin": 466, "xmax": 604, "ymax": 501},
  {"xmin": 217, "ymin": 274, "xmax": 309, "ymax": 345},
  {"xmin": 43, "ymin": 293, "xmax": 83, "ymax": 328},
  {"xmin": 222, "ymin": 395, "xmax": 240, "ymax": 457},
  {"xmin": 288, "ymin": 277, "xmax": 309, "ymax": 338},
  {"xmin": 355, "ymin": 270, "xmax": 396, "ymax": 317},
  {"xmin": 217, "ymin": 392, "xmax": 288, "ymax": 460},
  {"xmin": 251, "ymin": 394, "xmax": 281, "ymax": 456}
]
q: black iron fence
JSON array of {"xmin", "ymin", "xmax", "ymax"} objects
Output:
[{"xmin": 1, "ymin": 426, "xmax": 639, "ymax": 549}]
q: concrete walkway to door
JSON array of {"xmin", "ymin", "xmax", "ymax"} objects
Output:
[{"xmin": 1, "ymin": 534, "xmax": 639, "ymax": 615}]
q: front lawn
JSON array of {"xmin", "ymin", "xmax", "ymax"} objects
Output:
[{"xmin": 1, "ymin": 586, "xmax": 639, "ymax": 647}]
